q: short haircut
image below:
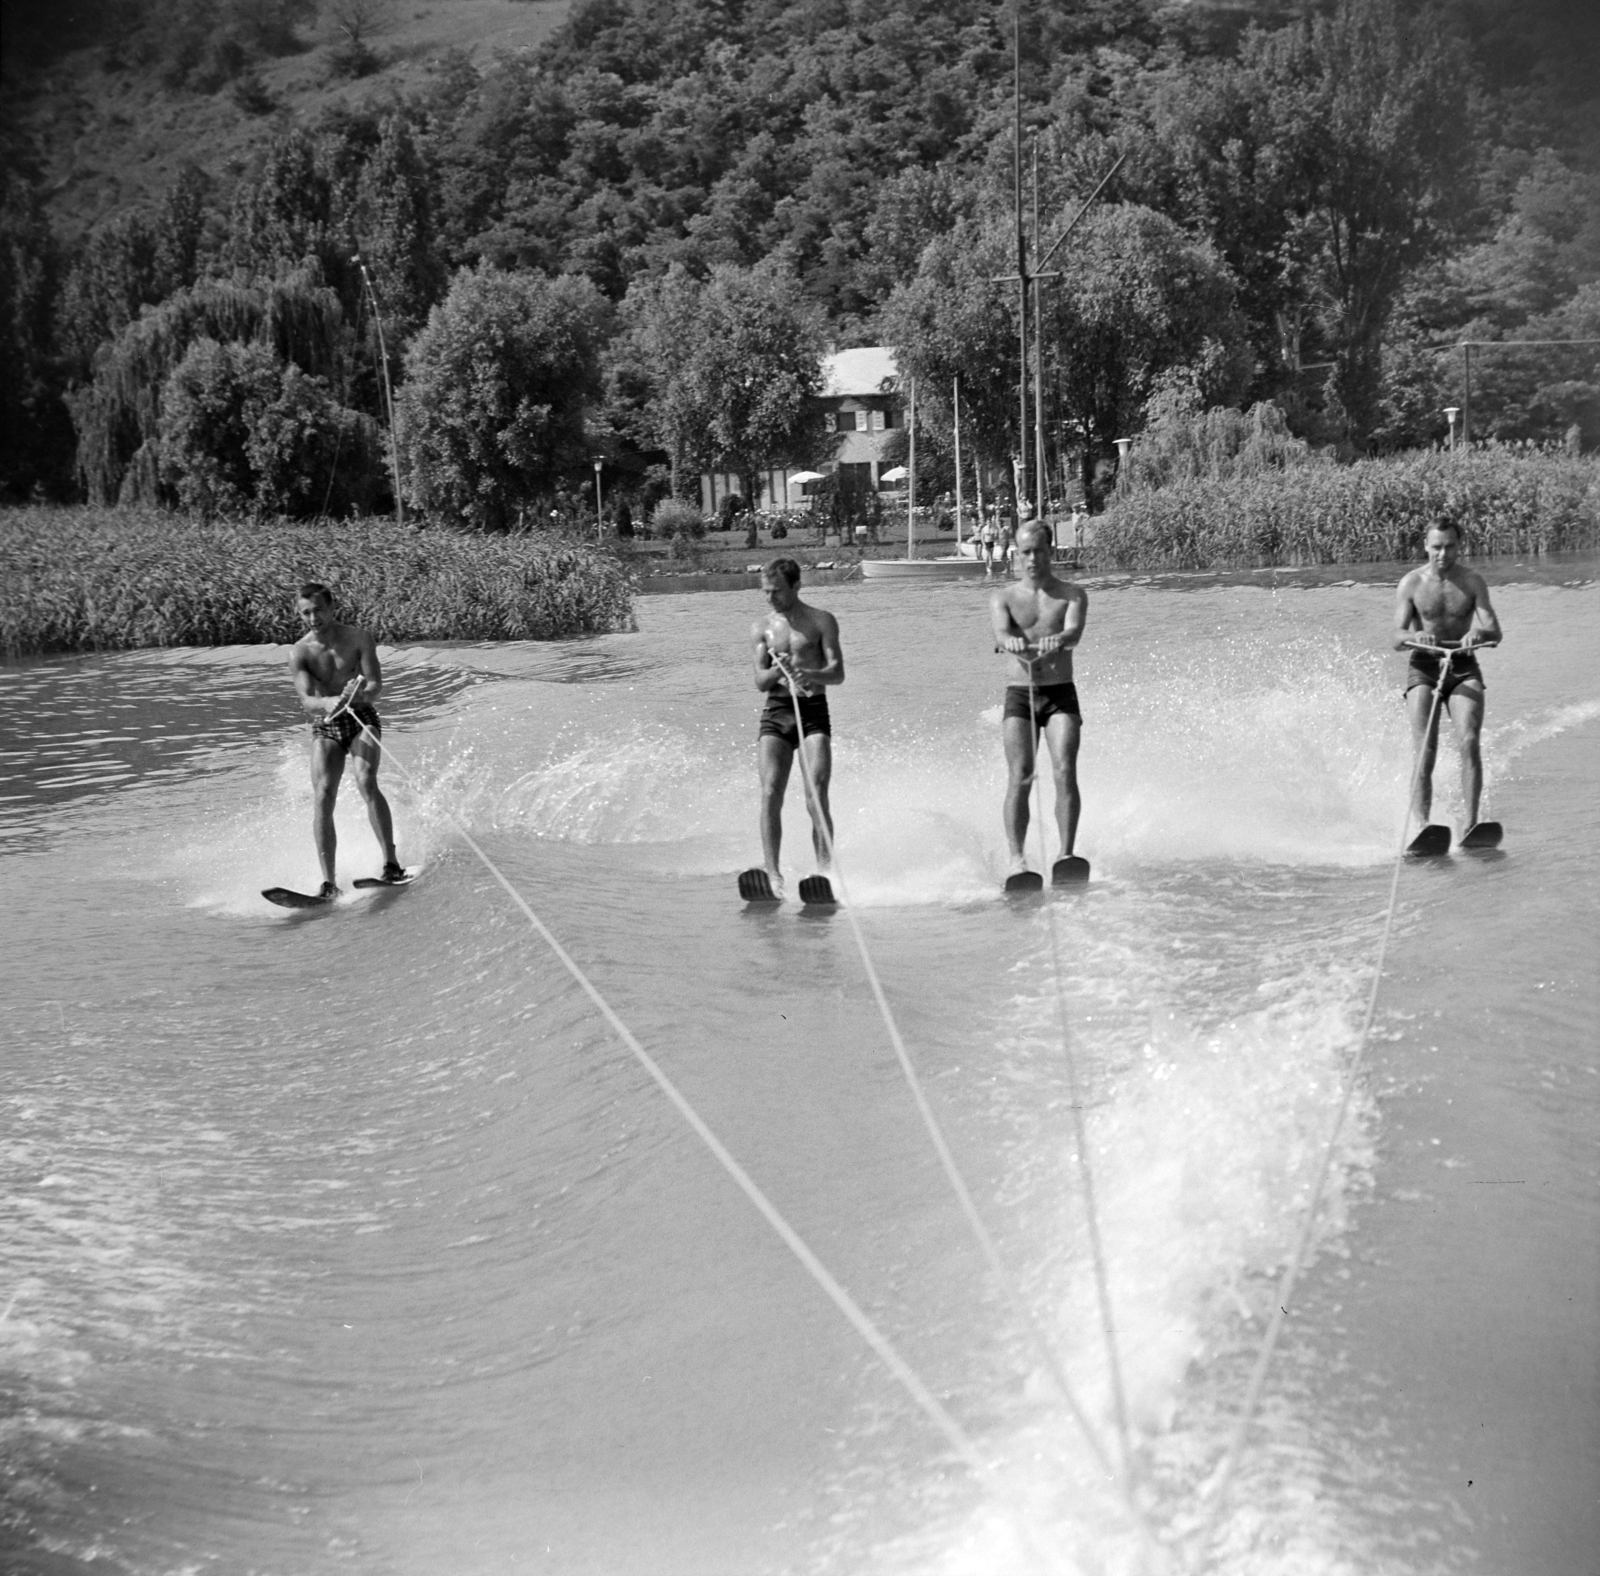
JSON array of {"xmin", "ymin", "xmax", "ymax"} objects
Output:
[
  {"xmin": 298, "ymin": 581, "xmax": 332, "ymax": 605},
  {"xmin": 1015, "ymin": 521, "xmax": 1050, "ymax": 549},
  {"xmin": 1425, "ymin": 522, "xmax": 1463, "ymax": 543},
  {"xmin": 764, "ymin": 557, "xmax": 801, "ymax": 586}
]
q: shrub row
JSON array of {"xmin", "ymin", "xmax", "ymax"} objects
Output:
[
  {"xmin": 1090, "ymin": 451, "xmax": 1600, "ymax": 569},
  {"xmin": 0, "ymin": 508, "xmax": 636, "ymax": 658}
]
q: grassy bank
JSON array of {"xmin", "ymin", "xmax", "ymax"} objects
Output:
[
  {"xmin": 1089, "ymin": 451, "xmax": 1600, "ymax": 570},
  {"xmin": 1, "ymin": 508, "xmax": 635, "ymax": 658}
]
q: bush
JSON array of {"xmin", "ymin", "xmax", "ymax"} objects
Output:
[
  {"xmin": 0, "ymin": 508, "xmax": 636, "ymax": 656},
  {"xmin": 650, "ymin": 498, "xmax": 704, "ymax": 540},
  {"xmin": 157, "ymin": 338, "xmax": 379, "ymax": 518},
  {"xmin": 1091, "ymin": 449, "xmax": 1600, "ymax": 569},
  {"xmin": 399, "ymin": 264, "xmax": 607, "ymax": 531}
]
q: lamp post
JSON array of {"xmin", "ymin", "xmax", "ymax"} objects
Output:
[
  {"xmin": 1443, "ymin": 407, "xmax": 1459, "ymax": 452},
  {"xmin": 593, "ymin": 459, "xmax": 604, "ymax": 540}
]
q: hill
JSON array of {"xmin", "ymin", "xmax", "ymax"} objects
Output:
[{"xmin": 4, "ymin": 0, "xmax": 574, "ymax": 240}]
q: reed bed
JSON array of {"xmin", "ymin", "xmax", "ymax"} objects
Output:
[
  {"xmin": 0, "ymin": 508, "xmax": 636, "ymax": 658},
  {"xmin": 1090, "ymin": 451, "xmax": 1600, "ymax": 570}
]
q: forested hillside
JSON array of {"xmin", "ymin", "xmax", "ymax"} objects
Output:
[{"xmin": 2, "ymin": 0, "xmax": 1597, "ymax": 519}]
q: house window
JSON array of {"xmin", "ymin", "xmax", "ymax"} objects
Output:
[
  {"xmin": 835, "ymin": 410, "xmax": 858, "ymax": 432},
  {"xmin": 883, "ymin": 407, "xmax": 902, "ymax": 429}
]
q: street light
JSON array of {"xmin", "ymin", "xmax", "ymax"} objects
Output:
[
  {"xmin": 592, "ymin": 459, "xmax": 604, "ymax": 540},
  {"xmin": 1114, "ymin": 437, "xmax": 1132, "ymax": 493},
  {"xmin": 1443, "ymin": 407, "xmax": 1460, "ymax": 452}
]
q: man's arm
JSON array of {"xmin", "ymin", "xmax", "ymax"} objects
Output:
[
  {"xmin": 1464, "ymin": 575, "xmax": 1503, "ymax": 648},
  {"xmin": 290, "ymin": 647, "xmax": 339, "ymax": 716},
  {"xmin": 803, "ymin": 610, "xmax": 845, "ymax": 688},
  {"xmin": 1393, "ymin": 573, "xmax": 1425, "ymax": 650},
  {"xmin": 752, "ymin": 621, "xmax": 783, "ymax": 693},
  {"xmin": 1036, "ymin": 585, "xmax": 1087, "ymax": 654},
  {"xmin": 990, "ymin": 587, "xmax": 1028, "ymax": 654},
  {"xmin": 356, "ymin": 630, "xmax": 383, "ymax": 704}
]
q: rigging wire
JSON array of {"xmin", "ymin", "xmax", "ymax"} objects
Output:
[
  {"xmin": 1183, "ymin": 650, "xmax": 1459, "ymax": 1563},
  {"xmin": 345, "ymin": 717, "xmax": 1060, "ymax": 1572},
  {"xmin": 1023, "ymin": 663, "xmax": 1140, "ymax": 1505},
  {"xmin": 777, "ymin": 662, "xmax": 1154, "ymax": 1549}
]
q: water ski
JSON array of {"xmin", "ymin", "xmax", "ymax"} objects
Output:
[
  {"xmin": 262, "ymin": 886, "xmax": 335, "ymax": 910},
  {"xmin": 738, "ymin": 868, "xmax": 781, "ymax": 904},
  {"xmin": 1052, "ymin": 856, "xmax": 1090, "ymax": 886},
  {"xmin": 1459, "ymin": 821, "xmax": 1503, "ymax": 851},
  {"xmin": 798, "ymin": 875, "xmax": 837, "ymax": 907},
  {"xmin": 352, "ymin": 867, "xmax": 417, "ymax": 890},
  {"xmin": 1004, "ymin": 870, "xmax": 1044, "ymax": 896},
  {"xmin": 1405, "ymin": 824, "xmax": 1451, "ymax": 859}
]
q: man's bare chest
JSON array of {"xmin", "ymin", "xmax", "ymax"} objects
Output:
[{"xmin": 1414, "ymin": 576, "xmax": 1475, "ymax": 621}]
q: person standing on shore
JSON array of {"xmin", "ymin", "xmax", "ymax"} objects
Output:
[
  {"xmin": 289, "ymin": 582, "xmax": 403, "ymax": 898},
  {"xmin": 991, "ymin": 522, "xmax": 1088, "ymax": 880},
  {"xmin": 1393, "ymin": 523, "xmax": 1502, "ymax": 835},
  {"xmin": 751, "ymin": 559, "xmax": 845, "ymax": 897}
]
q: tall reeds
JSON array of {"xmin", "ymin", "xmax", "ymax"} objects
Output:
[
  {"xmin": 0, "ymin": 508, "xmax": 636, "ymax": 658},
  {"xmin": 1091, "ymin": 450, "xmax": 1600, "ymax": 569}
]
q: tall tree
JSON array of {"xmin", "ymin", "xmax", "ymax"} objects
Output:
[
  {"xmin": 1046, "ymin": 203, "xmax": 1252, "ymax": 499},
  {"xmin": 397, "ymin": 264, "xmax": 608, "ymax": 529},
  {"xmin": 675, "ymin": 262, "xmax": 825, "ymax": 545}
]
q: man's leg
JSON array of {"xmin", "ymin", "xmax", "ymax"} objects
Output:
[
  {"xmin": 798, "ymin": 730, "xmax": 834, "ymax": 869},
  {"xmin": 758, "ymin": 734, "xmax": 794, "ymax": 886},
  {"xmin": 1406, "ymin": 682, "xmax": 1443, "ymax": 824},
  {"xmin": 1001, "ymin": 713, "xmax": 1037, "ymax": 870},
  {"xmin": 310, "ymin": 738, "xmax": 345, "ymax": 887},
  {"xmin": 1445, "ymin": 684, "xmax": 1486, "ymax": 827},
  {"xmin": 347, "ymin": 734, "xmax": 399, "ymax": 868},
  {"xmin": 1043, "ymin": 712, "xmax": 1082, "ymax": 858}
]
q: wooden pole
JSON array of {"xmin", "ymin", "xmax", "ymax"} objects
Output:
[
  {"xmin": 953, "ymin": 375, "xmax": 964, "ymax": 547},
  {"xmin": 907, "ymin": 378, "xmax": 917, "ymax": 560},
  {"xmin": 1014, "ymin": 3, "xmax": 1028, "ymax": 523}
]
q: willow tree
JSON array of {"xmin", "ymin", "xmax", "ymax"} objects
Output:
[{"xmin": 68, "ymin": 263, "xmax": 354, "ymax": 505}]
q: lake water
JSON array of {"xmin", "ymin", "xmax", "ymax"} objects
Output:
[{"xmin": 2, "ymin": 561, "xmax": 1596, "ymax": 1576}]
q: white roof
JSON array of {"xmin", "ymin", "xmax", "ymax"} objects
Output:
[{"xmin": 821, "ymin": 346, "xmax": 899, "ymax": 398}]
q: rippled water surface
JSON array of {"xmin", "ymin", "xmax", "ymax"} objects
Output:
[{"xmin": 2, "ymin": 563, "xmax": 1596, "ymax": 1576}]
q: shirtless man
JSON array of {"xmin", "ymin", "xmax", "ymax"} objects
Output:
[
  {"xmin": 751, "ymin": 558, "xmax": 845, "ymax": 894},
  {"xmin": 1393, "ymin": 523, "xmax": 1503, "ymax": 833},
  {"xmin": 992, "ymin": 522, "xmax": 1088, "ymax": 878},
  {"xmin": 289, "ymin": 582, "xmax": 403, "ymax": 897}
]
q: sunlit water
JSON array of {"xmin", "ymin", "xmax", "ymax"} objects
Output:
[{"xmin": 2, "ymin": 564, "xmax": 1596, "ymax": 1576}]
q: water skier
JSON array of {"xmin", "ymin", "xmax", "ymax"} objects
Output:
[
  {"xmin": 751, "ymin": 559, "xmax": 844, "ymax": 897},
  {"xmin": 992, "ymin": 522, "xmax": 1088, "ymax": 882},
  {"xmin": 289, "ymin": 582, "xmax": 403, "ymax": 898},
  {"xmin": 1394, "ymin": 523, "xmax": 1502, "ymax": 838}
]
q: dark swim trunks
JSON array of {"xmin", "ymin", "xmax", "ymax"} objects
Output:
[
  {"xmin": 759, "ymin": 689, "xmax": 831, "ymax": 747},
  {"xmin": 1405, "ymin": 650, "xmax": 1484, "ymax": 699},
  {"xmin": 1003, "ymin": 682, "xmax": 1081, "ymax": 729},
  {"xmin": 311, "ymin": 701, "xmax": 380, "ymax": 751}
]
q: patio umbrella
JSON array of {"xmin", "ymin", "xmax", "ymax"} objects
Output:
[
  {"xmin": 786, "ymin": 470, "xmax": 826, "ymax": 487},
  {"xmin": 880, "ymin": 465, "xmax": 908, "ymax": 482}
]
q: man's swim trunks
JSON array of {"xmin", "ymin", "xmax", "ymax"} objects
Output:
[
  {"xmin": 1405, "ymin": 650, "xmax": 1484, "ymax": 699},
  {"xmin": 1003, "ymin": 682, "xmax": 1081, "ymax": 729},
  {"xmin": 759, "ymin": 689, "xmax": 831, "ymax": 747},
  {"xmin": 311, "ymin": 701, "xmax": 380, "ymax": 751}
]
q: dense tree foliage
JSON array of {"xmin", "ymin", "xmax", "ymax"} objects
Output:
[
  {"xmin": 397, "ymin": 265, "xmax": 608, "ymax": 530},
  {"xmin": 3, "ymin": 0, "xmax": 1597, "ymax": 512}
]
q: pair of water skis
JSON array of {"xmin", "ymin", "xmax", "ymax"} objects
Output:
[
  {"xmin": 261, "ymin": 868, "xmax": 419, "ymax": 910},
  {"xmin": 1405, "ymin": 821, "xmax": 1503, "ymax": 859},
  {"xmin": 1005, "ymin": 855, "xmax": 1090, "ymax": 896},
  {"xmin": 737, "ymin": 857, "xmax": 1091, "ymax": 905},
  {"xmin": 737, "ymin": 870, "xmax": 837, "ymax": 907}
]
